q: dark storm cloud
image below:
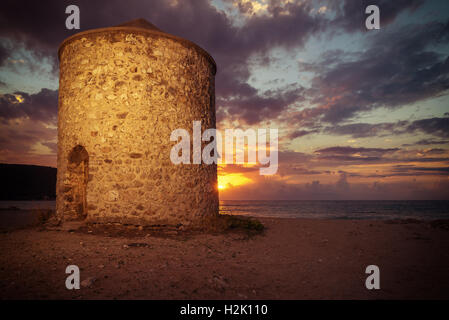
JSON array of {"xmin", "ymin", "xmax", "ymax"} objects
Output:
[
  {"xmin": 329, "ymin": 0, "xmax": 424, "ymax": 32},
  {"xmin": 406, "ymin": 157, "xmax": 449, "ymax": 163},
  {"xmin": 318, "ymin": 154, "xmax": 449, "ymax": 165},
  {"xmin": 277, "ymin": 147, "xmax": 446, "ymax": 169},
  {"xmin": 2, "ymin": 0, "xmax": 438, "ymax": 126},
  {"xmin": 219, "ymin": 85, "xmax": 305, "ymax": 124},
  {"xmin": 0, "ymin": 87, "xmax": 58, "ymax": 165},
  {"xmin": 324, "ymin": 122, "xmax": 406, "ymax": 138},
  {"xmin": 402, "ymin": 139, "xmax": 449, "ymax": 146},
  {"xmin": 311, "ymin": 146, "xmax": 449, "ymax": 165},
  {"xmin": 197, "ymin": 0, "xmax": 324, "ymax": 123},
  {"xmin": 296, "ymin": 20, "xmax": 449, "ymax": 126},
  {"xmin": 0, "ymin": 88, "xmax": 58, "ymax": 123},
  {"xmin": 0, "ymin": 43, "xmax": 9, "ymax": 67},
  {"xmin": 321, "ymin": 116, "xmax": 449, "ymax": 140},
  {"xmin": 287, "ymin": 129, "xmax": 320, "ymax": 139},
  {"xmin": 406, "ymin": 117, "xmax": 449, "ymax": 138},
  {"xmin": 0, "ymin": 0, "xmax": 326, "ymax": 124}
]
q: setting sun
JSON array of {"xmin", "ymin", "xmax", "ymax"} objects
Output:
[{"xmin": 218, "ymin": 173, "xmax": 252, "ymax": 190}]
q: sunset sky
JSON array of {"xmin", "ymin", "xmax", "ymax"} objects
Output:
[{"xmin": 0, "ymin": 0, "xmax": 448, "ymax": 200}]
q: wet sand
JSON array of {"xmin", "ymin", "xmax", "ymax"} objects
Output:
[{"xmin": 0, "ymin": 214, "xmax": 449, "ymax": 299}]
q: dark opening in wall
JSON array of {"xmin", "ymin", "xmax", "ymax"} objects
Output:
[{"xmin": 66, "ymin": 145, "xmax": 89, "ymax": 219}]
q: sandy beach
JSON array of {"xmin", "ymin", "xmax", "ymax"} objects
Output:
[{"xmin": 0, "ymin": 214, "xmax": 448, "ymax": 300}]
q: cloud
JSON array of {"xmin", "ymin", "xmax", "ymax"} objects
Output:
[
  {"xmin": 309, "ymin": 145, "xmax": 449, "ymax": 166},
  {"xmin": 316, "ymin": 155, "xmax": 382, "ymax": 162},
  {"xmin": 0, "ymin": 88, "xmax": 58, "ymax": 166},
  {"xmin": 402, "ymin": 139, "xmax": 449, "ymax": 146},
  {"xmin": 1, "ymin": 0, "xmax": 437, "ymax": 127},
  {"xmin": 324, "ymin": 122, "xmax": 405, "ymax": 138},
  {"xmin": 321, "ymin": 116, "xmax": 449, "ymax": 140},
  {"xmin": 329, "ymin": 0, "xmax": 424, "ymax": 33},
  {"xmin": 41, "ymin": 141, "xmax": 57, "ymax": 154},
  {"xmin": 219, "ymin": 173, "xmax": 449, "ymax": 200},
  {"xmin": 0, "ymin": 116, "xmax": 57, "ymax": 167},
  {"xmin": 422, "ymin": 148, "xmax": 446, "ymax": 155},
  {"xmin": 0, "ymin": 42, "xmax": 9, "ymax": 67},
  {"xmin": 287, "ymin": 129, "xmax": 319, "ymax": 139},
  {"xmin": 406, "ymin": 117, "xmax": 449, "ymax": 138},
  {"xmin": 295, "ymin": 20, "xmax": 449, "ymax": 126},
  {"xmin": 391, "ymin": 165, "xmax": 449, "ymax": 176},
  {"xmin": 1, "ymin": 0, "xmax": 448, "ymax": 198},
  {"xmin": 315, "ymin": 146, "xmax": 400, "ymax": 156},
  {"xmin": 0, "ymin": 0, "xmax": 327, "ymax": 125},
  {"xmin": 0, "ymin": 88, "xmax": 58, "ymax": 123},
  {"xmin": 229, "ymin": 0, "xmax": 269, "ymax": 16},
  {"xmin": 218, "ymin": 85, "xmax": 305, "ymax": 124}
]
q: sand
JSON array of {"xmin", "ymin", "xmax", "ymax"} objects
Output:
[{"xmin": 0, "ymin": 214, "xmax": 448, "ymax": 300}]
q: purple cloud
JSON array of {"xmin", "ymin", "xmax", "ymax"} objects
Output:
[
  {"xmin": 0, "ymin": 88, "xmax": 58, "ymax": 123},
  {"xmin": 296, "ymin": 20, "xmax": 449, "ymax": 125}
]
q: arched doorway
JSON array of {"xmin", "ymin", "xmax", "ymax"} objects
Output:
[{"xmin": 67, "ymin": 145, "xmax": 89, "ymax": 219}]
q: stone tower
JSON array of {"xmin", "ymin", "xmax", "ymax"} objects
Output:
[{"xmin": 56, "ymin": 19, "xmax": 218, "ymax": 226}]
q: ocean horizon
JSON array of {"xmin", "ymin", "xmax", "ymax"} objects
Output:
[{"xmin": 1, "ymin": 200, "xmax": 449, "ymax": 220}]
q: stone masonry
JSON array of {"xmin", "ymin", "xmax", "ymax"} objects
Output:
[{"xmin": 56, "ymin": 19, "xmax": 218, "ymax": 226}]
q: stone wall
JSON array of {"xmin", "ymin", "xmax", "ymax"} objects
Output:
[{"xmin": 57, "ymin": 28, "xmax": 218, "ymax": 226}]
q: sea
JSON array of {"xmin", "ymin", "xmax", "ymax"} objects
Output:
[
  {"xmin": 1, "ymin": 200, "xmax": 449, "ymax": 220},
  {"xmin": 220, "ymin": 200, "xmax": 449, "ymax": 220}
]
